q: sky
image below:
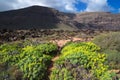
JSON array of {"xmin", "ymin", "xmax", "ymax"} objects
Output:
[{"xmin": 0, "ymin": 0, "xmax": 120, "ymax": 13}]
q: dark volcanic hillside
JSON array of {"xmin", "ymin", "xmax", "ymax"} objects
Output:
[
  {"xmin": 0, "ymin": 6, "xmax": 60, "ymax": 29},
  {"xmin": 0, "ymin": 6, "xmax": 120, "ymax": 30},
  {"xmin": 0, "ymin": 6, "xmax": 59, "ymax": 29},
  {"xmin": 0, "ymin": 6, "xmax": 77, "ymax": 30}
]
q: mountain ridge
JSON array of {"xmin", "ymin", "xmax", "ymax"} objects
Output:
[{"xmin": 0, "ymin": 5, "xmax": 120, "ymax": 30}]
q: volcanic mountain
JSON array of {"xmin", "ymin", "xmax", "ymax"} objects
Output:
[{"xmin": 0, "ymin": 5, "xmax": 120, "ymax": 30}]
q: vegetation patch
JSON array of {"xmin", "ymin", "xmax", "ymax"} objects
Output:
[
  {"xmin": 0, "ymin": 39, "xmax": 119, "ymax": 80},
  {"xmin": 93, "ymin": 32, "xmax": 120, "ymax": 69},
  {"xmin": 0, "ymin": 42, "xmax": 58, "ymax": 80},
  {"xmin": 50, "ymin": 42, "xmax": 115, "ymax": 80}
]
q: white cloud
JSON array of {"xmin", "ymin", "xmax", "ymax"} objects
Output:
[
  {"xmin": 0, "ymin": 0, "xmax": 111, "ymax": 12},
  {"xmin": 0, "ymin": 0, "xmax": 80, "ymax": 12},
  {"xmin": 81, "ymin": 0, "xmax": 110, "ymax": 12},
  {"xmin": 119, "ymin": 8, "xmax": 120, "ymax": 13}
]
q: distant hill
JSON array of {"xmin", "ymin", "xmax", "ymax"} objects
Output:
[{"xmin": 0, "ymin": 5, "xmax": 120, "ymax": 30}]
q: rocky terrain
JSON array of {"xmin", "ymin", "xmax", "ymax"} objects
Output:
[
  {"xmin": 0, "ymin": 6, "xmax": 120, "ymax": 30},
  {"xmin": 0, "ymin": 29, "xmax": 97, "ymax": 44},
  {"xmin": 74, "ymin": 12, "xmax": 120, "ymax": 30}
]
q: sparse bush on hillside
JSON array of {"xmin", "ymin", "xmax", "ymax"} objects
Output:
[
  {"xmin": 93, "ymin": 32, "xmax": 120, "ymax": 69},
  {"xmin": 105, "ymin": 50, "xmax": 120, "ymax": 69},
  {"xmin": 93, "ymin": 32, "xmax": 120, "ymax": 52},
  {"xmin": 50, "ymin": 42, "xmax": 113, "ymax": 80}
]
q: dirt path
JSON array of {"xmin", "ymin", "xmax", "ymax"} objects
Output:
[
  {"xmin": 48, "ymin": 37, "xmax": 93, "ymax": 76},
  {"xmin": 49, "ymin": 56, "xmax": 59, "ymax": 70},
  {"xmin": 48, "ymin": 55, "xmax": 59, "ymax": 76},
  {"xmin": 48, "ymin": 37, "xmax": 87, "ymax": 75}
]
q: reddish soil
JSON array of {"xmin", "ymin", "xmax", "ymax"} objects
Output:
[{"xmin": 50, "ymin": 37, "xmax": 93, "ymax": 47}]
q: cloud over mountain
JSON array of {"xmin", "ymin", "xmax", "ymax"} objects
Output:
[
  {"xmin": 0, "ymin": 0, "xmax": 111, "ymax": 12},
  {"xmin": 0, "ymin": 0, "xmax": 80, "ymax": 12},
  {"xmin": 81, "ymin": 0, "xmax": 110, "ymax": 12}
]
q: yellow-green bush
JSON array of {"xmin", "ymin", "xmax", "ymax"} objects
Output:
[
  {"xmin": 0, "ymin": 42, "xmax": 58, "ymax": 80},
  {"xmin": 35, "ymin": 43, "xmax": 58, "ymax": 55},
  {"xmin": 17, "ymin": 47, "xmax": 52, "ymax": 80},
  {"xmin": 50, "ymin": 42, "xmax": 112, "ymax": 80}
]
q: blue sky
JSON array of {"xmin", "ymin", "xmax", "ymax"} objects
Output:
[
  {"xmin": 108, "ymin": 0, "xmax": 120, "ymax": 13},
  {"xmin": 75, "ymin": 0, "xmax": 120, "ymax": 13},
  {"xmin": 0, "ymin": 0, "xmax": 120, "ymax": 13}
]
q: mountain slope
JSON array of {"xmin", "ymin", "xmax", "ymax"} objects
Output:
[
  {"xmin": 0, "ymin": 6, "xmax": 120, "ymax": 30},
  {"xmin": 0, "ymin": 6, "xmax": 77, "ymax": 30},
  {"xmin": 74, "ymin": 12, "xmax": 120, "ymax": 30}
]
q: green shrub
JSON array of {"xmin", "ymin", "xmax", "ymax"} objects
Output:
[
  {"xmin": 50, "ymin": 42, "xmax": 111, "ymax": 80},
  {"xmin": 0, "ymin": 42, "xmax": 23, "ymax": 66},
  {"xmin": 35, "ymin": 43, "xmax": 58, "ymax": 55},
  {"xmin": 0, "ymin": 42, "xmax": 24, "ymax": 80},
  {"xmin": 0, "ymin": 42, "xmax": 58, "ymax": 80},
  {"xmin": 17, "ymin": 48, "xmax": 52, "ymax": 80},
  {"xmin": 61, "ymin": 42, "xmax": 100, "ymax": 56}
]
